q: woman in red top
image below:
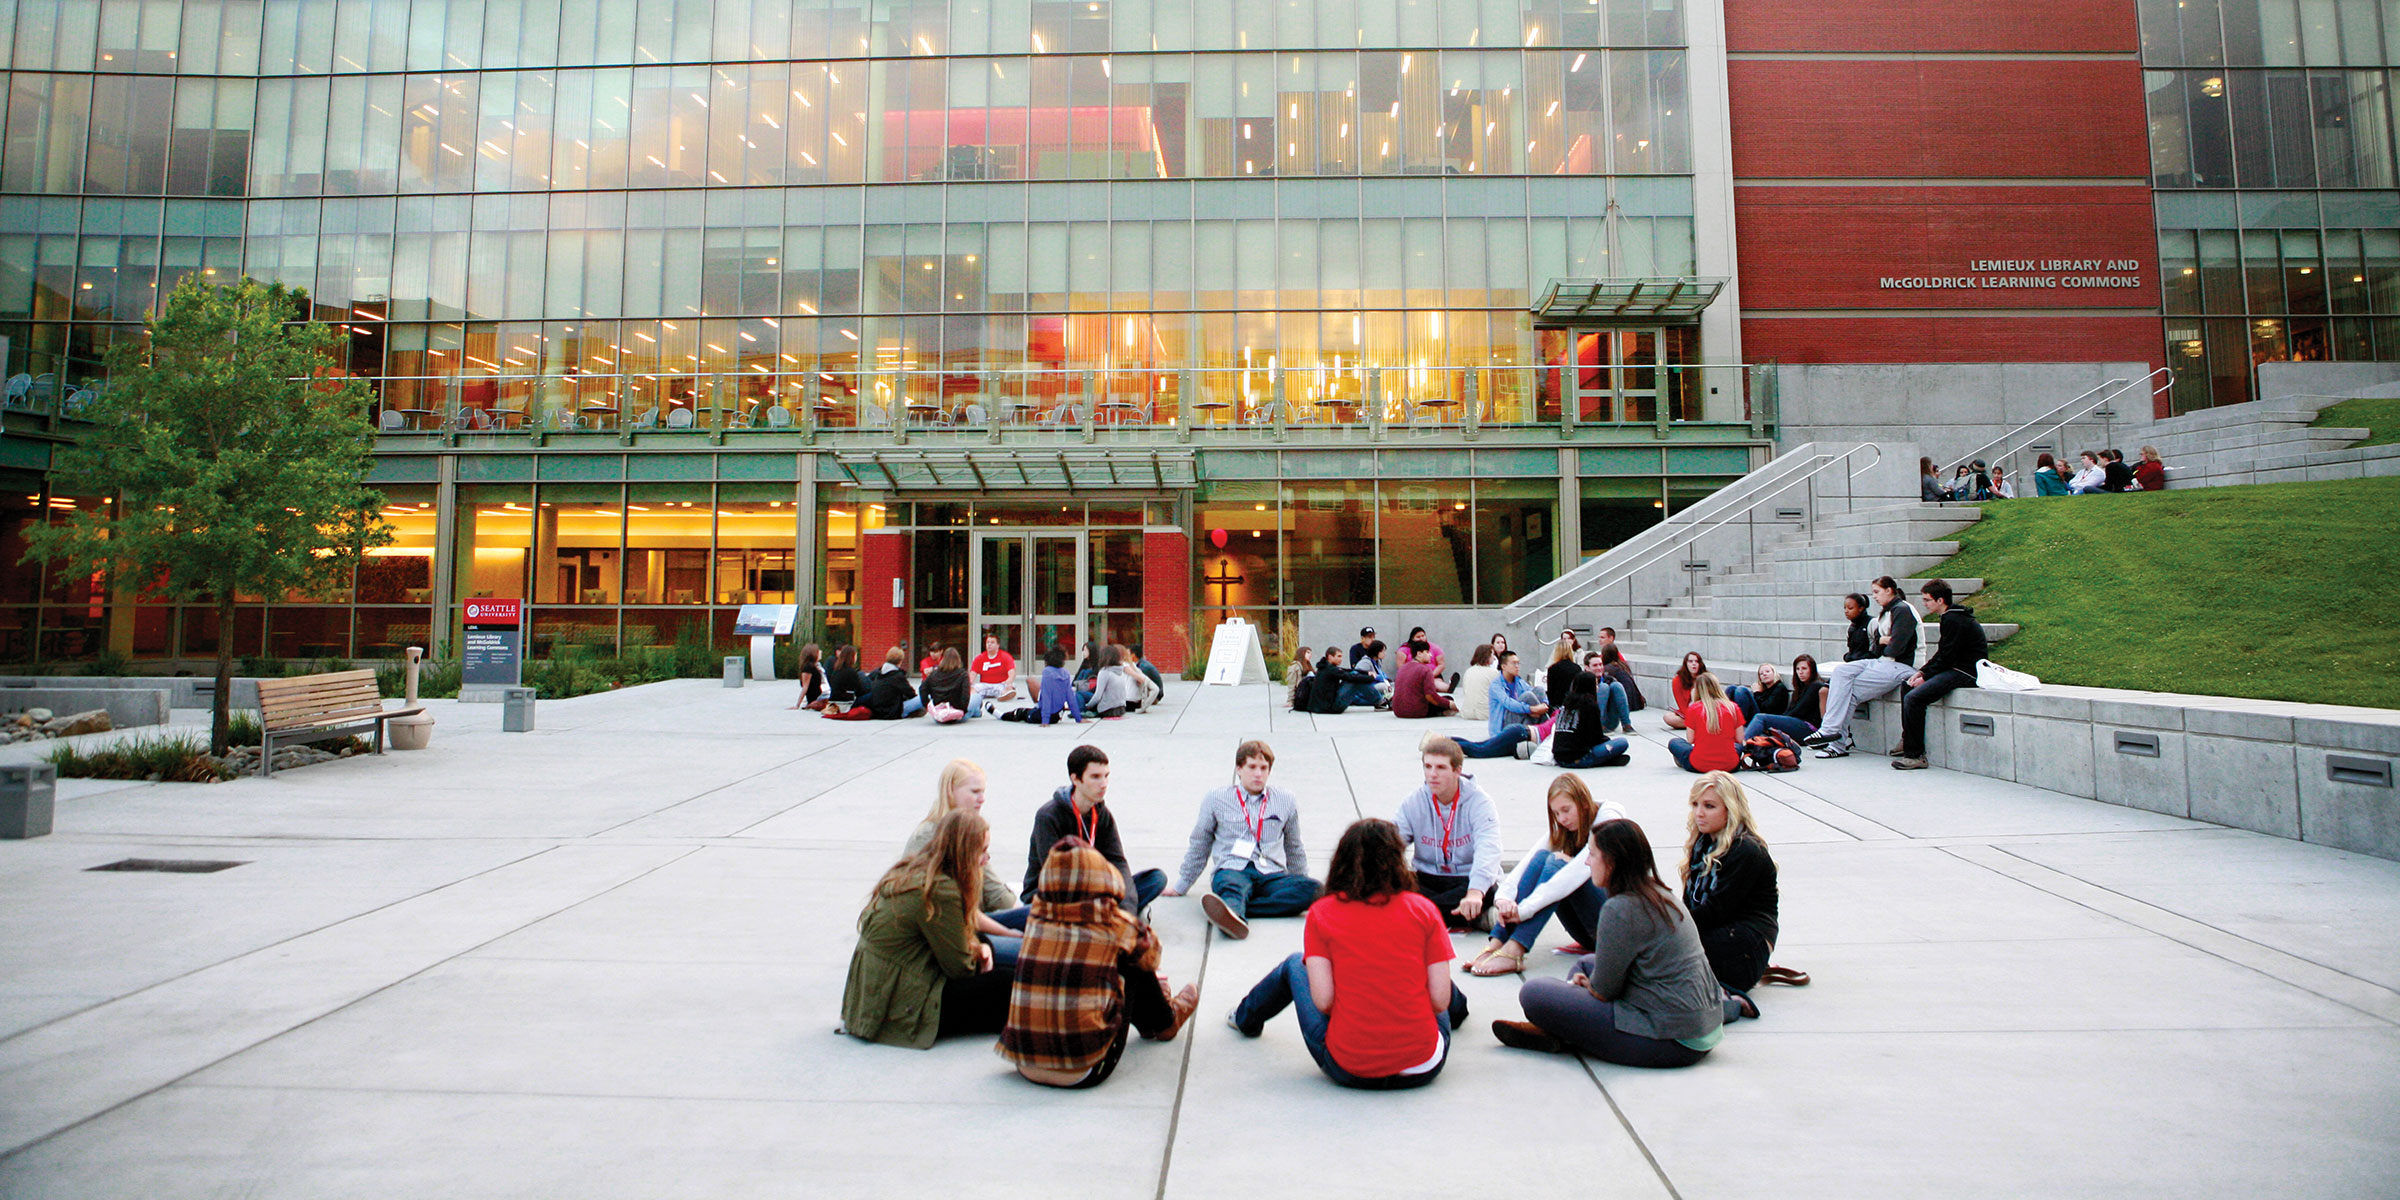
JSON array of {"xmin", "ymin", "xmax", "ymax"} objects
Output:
[
  {"xmin": 1662, "ymin": 651, "xmax": 1706, "ymax": 729},
  {"xmin": 2133, "ymin": 445, "xmax": 2166, "ymax": 492},
  {"xmin": 1229, "ymin": 818, "xmax": 1467, "ymax": 1089},
  {"xmin": 1668, "ymin": 672, "xmax": 1745, "ymax": 774}
]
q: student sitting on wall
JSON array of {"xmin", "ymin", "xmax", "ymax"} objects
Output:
[{"xmin": 1890, "ymin": 579, "xmax": 1988, "ymax": 772}]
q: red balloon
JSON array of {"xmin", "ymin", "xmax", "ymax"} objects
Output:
[{"xmin": 1209, "ymin": 528, "xmax": 1228, "ymax": 549}]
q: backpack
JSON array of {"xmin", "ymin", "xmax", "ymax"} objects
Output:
[{"xmin": 1741, "ymin": 729, "xmax": 1803, "ymax": 773}]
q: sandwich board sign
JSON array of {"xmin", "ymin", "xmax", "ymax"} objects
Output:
[{"xmin": 1203, "ymin": 618, "xmax": 1271, "ymax": 686}]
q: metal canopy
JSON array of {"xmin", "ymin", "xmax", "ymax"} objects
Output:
[
  {"xmin": 829, "ymin": 448, "xmax": 1198, "ymax": 492},
  {"xmin": 1532, "ymin": 277, "xmax": 1727, "ymax": 324}
]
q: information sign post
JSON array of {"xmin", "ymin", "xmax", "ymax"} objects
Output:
[{"xmin": 459, "ymin": 599, "xmax": 523, "ymax": 702}]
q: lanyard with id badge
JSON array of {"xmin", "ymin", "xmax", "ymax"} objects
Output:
[{"xmin": 1230, "ymin": 786, "xmax": 1269, "ymax": 866}]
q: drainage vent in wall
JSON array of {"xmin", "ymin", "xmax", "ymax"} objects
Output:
[{"xmin": 86, "ymin": 858, "xmax": 250, "ymax": 874}]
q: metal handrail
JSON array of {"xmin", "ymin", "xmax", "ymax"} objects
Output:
[
  {"xmin": 1512, "ymin": 442, "xmax": 1887, "ymax": 643},
  {"xmin": 1941, "ymin": 367, "xmax": 2171, "ymax": 476}
]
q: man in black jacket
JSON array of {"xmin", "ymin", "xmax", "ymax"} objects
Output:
[
  {"xmin": 862, "ymin": 648, "xmax": 917, "ymax": 720},
  {"xmin": 1892, "ymin": 578, "xmax": 1988, "ymax": 770},
  {"xmin": 1021, "ymin": 744, "xmax": 1166, "ymax": 914}
]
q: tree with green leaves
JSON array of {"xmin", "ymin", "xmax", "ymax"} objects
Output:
[{"xmin": 21, "ymin": 277, "xmax": 391, "ymax": 754}]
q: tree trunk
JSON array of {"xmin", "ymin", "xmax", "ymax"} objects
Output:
[{"xmin": 211, "ymin": 592, "xmax": 236, "ymax": 757}]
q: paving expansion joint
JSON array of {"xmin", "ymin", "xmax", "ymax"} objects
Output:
[{"xmin": 1942, "ymin": 843, "xmax": 2400, "ymax": 1026}]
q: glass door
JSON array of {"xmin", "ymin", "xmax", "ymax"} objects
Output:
[
  {"xmin": 971, "ymin": 530, "xmax": 1085, "ymax": 668},
  {"xmin": 1609, "ymin": 328, "xmax": 1662, "ymax": 422}
]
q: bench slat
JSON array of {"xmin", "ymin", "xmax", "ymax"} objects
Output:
[{"xmin": 256, "ymin": 670, "xmax": 406, "ymax": 733}]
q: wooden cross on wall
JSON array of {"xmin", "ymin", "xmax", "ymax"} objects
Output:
[{"xmin": 1202, "ymin": 561, "xmax": 1246, "ymax": 607}]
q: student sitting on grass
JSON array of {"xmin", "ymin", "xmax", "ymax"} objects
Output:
[
  {"xmin": 840, "ymin": 809, "xmax": 1015, "ymax": 1048},
  {"xmin": 1395, "ymin": 736, "xmax": 1503, "ymax": 930},
  {"xmin": 1489, "ymin": 817, "xmax": 1725, "ymax": 1067},
  {"xmin": 1668, "ymin": 672, "xmax": 1746, "ymax": 775},
  {"xmin": 1001, "ymin": 839, "xmax": 1200, "ymax": 1089},
  {"xmin": 1682, "ymin": 772, "xmax": 1807, "ymax": 1022},
  {"xmin": 1228, "ymin": 818, "xmax": 1468, "ymax": 1090},
  {"xmin": 2068, "ymin": 451, "xmax": 2108, "ymax": 494},
  {"xmin": 2133, "ymin": 445, "xmax": 2167, "ymax": 493},
  {"xmin": 1465, "ymin": 775, "xmax": 1626, "ymax": 977},
  {"xmin": 1167, "ymin": 739, "xmax": 1319, "ymax": 940}
]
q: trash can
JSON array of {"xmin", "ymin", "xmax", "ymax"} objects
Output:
[
  {"xmin": 502, "ymin": 687, "xmax": 537, "ymax": 732},
  {"xmin": 723, "ymin": 655, "xmax": 746, "ymax": 687},
  {"xmin": 1, "ymin": 762, "xmax": 56, "ymax": 839}
]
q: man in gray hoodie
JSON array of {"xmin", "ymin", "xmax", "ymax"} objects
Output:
[
  {"xmin": 1166, "ymin": 739, "xmax": 1317, "ymax": 940},
  {"xmin": 1395, "ymin": 736, "xmax": 1505, "ymax": 931}
]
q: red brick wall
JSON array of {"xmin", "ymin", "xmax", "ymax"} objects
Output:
[
  {"xmin": 859, "ymin": 530, "xmax": 910, "ymax": 662},
  {"xmin": 1141, "ymin": 530, "xmax": 1191, "ymax": 673},
  {"xmin": 1725, "ymin": 0, "xmax": 2163, "ymax": 386}
]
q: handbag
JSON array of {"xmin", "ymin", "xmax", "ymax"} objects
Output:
[
  {"xmin": 1975, "ymin": 659, "xmax": 2041, "ymax": 692},
  {"xmin": 928, "ymin": 701, "xmax": 965, "ymax": 724}
]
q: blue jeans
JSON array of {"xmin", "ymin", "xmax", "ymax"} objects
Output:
[
  {"xmin": 1488, "ymin": 850, "xmax": 1607, "ymax": 951},
  {"xmin": 900, "ymin": 696, "xmax": 924, "ymax": 718},
  {"xmin": 1599, "ymin": 681, "xmax": 1632, "ymax": 731},
  {"xmin": 1456, "ymin": 725, "xmax": 1533, "ymax": 758},
  {"xmin": 1559, "ymin": 736, "xmax": 1631, "ymax": 769},
  {"xmin": 1337, "ymin": 681, "xmax": 1383, "ymax": 709},
  {"xmin": 1233, "ymin": 952, "xmax": 1465, "ymax": 1089},
  {"xmin": 1213, "ymin": 864, "xmax": 1322, "ymax": 920},
  {"xmin": 1742, "ymin": 713, "xmax": 1814, "ymax": 741},
  {"xmin": 983, "ymin": 933, "xmax": 1022, "ymax": 972},
  {"xmin": 1725, "ymin": 685, "xmax": 1758, "ymax": 721},
  {"xmin": 995, "ymin": 865, "xmax": 1162, "ymax": 919},
  {"xmin": 1668, "ymin": 738, "xmax": 1709, "ymax": 773}
]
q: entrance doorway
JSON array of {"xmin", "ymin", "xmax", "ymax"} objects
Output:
[
  {"xmin": 1537, "ymin": 326, "xmax": 1696, "ymax": 422},
  {"xmin": 971, "ymin": 530, "xmax": 1085, "ymax": 670}
]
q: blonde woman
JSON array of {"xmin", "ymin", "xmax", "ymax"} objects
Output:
[
  {"xmin": 907, "ymin": 760, "xmax": 1030, "ymax": 950},
  {"xmin": 840, "ymin": 809, "xmax": 1014, "ymax": 1048},
  {"xmin": 1682, "ymin": 772, "xmax": 1806, "ymax": 1022},
  {"xmin": 1667, "ymin": 672, "xmax": 1745, "ymax": 774},
  {"xmin": 1466, "ymin": 775, "xmax": 1626, "ymax": 976}
]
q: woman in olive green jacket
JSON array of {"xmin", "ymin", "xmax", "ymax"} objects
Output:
[{"xmin": 841, "ymin": 809, "xmax": 1015, "ymax": 1048}]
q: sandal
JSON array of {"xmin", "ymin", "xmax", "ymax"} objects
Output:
[
  {"xmin": 1762, "ymin": 965, "xmax": 1811, "ymax": 987},
  {"xmin": 1467, "ymin": 943, "xmax": 1527, "ymax": 977}
]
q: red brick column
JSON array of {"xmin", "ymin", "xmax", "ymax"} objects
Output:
[
  {"xmin": 1141, "ymin": 530, "xmax": 1191, "ymax": 673},
  {"xmin": 860, "ymin": 530, "xmax": 910, "ymax": 660}
]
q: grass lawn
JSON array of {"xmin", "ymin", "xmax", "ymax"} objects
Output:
[
  {"xmin": 1931, "ymin": 477, "xmax": 2400, "ymax": 709},
  {"xmin": 2312, "ymin": 396, "xmax": 2400, "ymax": 447}
]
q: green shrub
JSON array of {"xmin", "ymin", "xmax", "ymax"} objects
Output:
[
  {"xmin": 672, "ymin": 619, "xmax": 716, "ymax": 678},
  {"xmin": 47, "ymin": 733, "xmax": 227, "ymax": 782},
  {"xmin": 377, "ymin": 658, "xmax": 462, "ymax": 699},
  {"xmin": 90, "ymin": 648, "xmax": 134, "ymax": 678}
]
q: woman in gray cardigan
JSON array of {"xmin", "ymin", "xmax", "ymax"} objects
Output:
[{"xmin": 1489, "ymin": 818, "xmax": 1724, "ymax": 1068}]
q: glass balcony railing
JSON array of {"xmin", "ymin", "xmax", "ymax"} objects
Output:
[{"xmin": 366, "ymin": 362, "xmax": 1777, "ymax": 440}]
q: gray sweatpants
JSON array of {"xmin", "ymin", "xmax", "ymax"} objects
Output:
[
  {"xmin": 1816, "ymin": 657, "xmax": 1914, "ymax": 740},
  {"xmin": 1519, "ymin": 977, "xmax": 1709, "ymax": 1069}
]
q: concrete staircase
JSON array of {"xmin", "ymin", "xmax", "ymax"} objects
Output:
[
  {"xmin": 2139, "ymin": 396, "xmax": 2400, "ymax": 488},
  {"xmin": 1605, "ymin": 501, "xmax": 2018, "ymax": 695}
]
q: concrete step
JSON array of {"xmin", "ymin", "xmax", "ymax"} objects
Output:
[
  {"xmin": 1818, "ymin": 503, "xmax": 1981, "ymax": 531},
  {"xmin": 1703, "ymin": 576, "xmax": 1985, "ymax": 599},
  {"xmin": 1769, "ymin": 539, "xmax": 1963, "ymax": 561},
  {"xmin": 2144, "ymin": 426, "xmax": 2368, "ymax": 459},
  {"xmin": 1788, "ymin": 519, "xmax": 1984, "ymax": 546},
  {"xmin": 1720, "ymin": 557, "xmax": 1965, "ymax": 584},
  {"xmin": 2148, "ymin": 405, "xmax": 2322, "ymax": 435}
]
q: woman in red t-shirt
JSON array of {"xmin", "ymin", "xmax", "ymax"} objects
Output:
[
  {"xmin": 1229, "ymin": 818, "xmax": 1466, "ymax": 1088},
  {"xmin": 1668, "ymin": 672, "xmax": 1745, "ymax": 774}
]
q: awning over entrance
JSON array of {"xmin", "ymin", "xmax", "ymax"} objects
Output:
[
  {"xmin": 829, "ymin": 448, "xmax": 1198, "ymax": 491},
  {"xmin": 1532, "ymin": 277, "xmax": 1727, "ymax": 324}
]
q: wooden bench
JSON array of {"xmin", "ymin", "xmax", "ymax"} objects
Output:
[{"xmin": 253, "ymin": 670, "xmax": 424, "ymax": 777}]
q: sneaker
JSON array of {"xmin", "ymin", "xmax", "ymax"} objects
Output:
[
  {"xmin": 1199, "ymin": 891, "xmax": 1250, "ymax": 940},
  {"xmin": 1490, "ymin": 1019, "xmax": 1564, "ymax": 1054},
  {"xmin": 1601, "ymin": 752, "xmax": 1632, "ymax": 767},
  {"xmin": 1801, "ymin": 729, "xmax": 1840, "ymax": 747},
  {"xmin": 1147, "ymin": 983, "xmax": 1200, "ymax": 1041},
  {"xmin": 1891, "ymin": 756, "xmax": 1928, "ymax": 770},
  {"xmin": 1813, "ymin": 742, "xmax": 1851, "ymax": 759},
  {"xmin": 1887, "ymin": 744, "xmax": 1905, "ymax": 757},
  {"xmin": 1513, "ymin": 739, "xmax": 1534, "ymax": 760},
  {"xmin": 1227, "ymin": 1011, "xmax": 1259, "ymax": 1038}
]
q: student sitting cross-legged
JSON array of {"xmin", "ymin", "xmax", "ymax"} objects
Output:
[
  {"xmin": 1464, "ymin": 775, "xmax": 1627, "ymax": 977},
  {"xmin": 1666, "ymin": 672, "xmax": 1746, "ymax": 774},
  {"xmin": 1549, "ymin": 672, "xmax": 1633, "ymax": 769},
  {"xmin": 1021, "ymin": 745, "xmax": 1166, "ymax": 916},
  {"xmin": 1227, "ymin": 818, "xmax": 1470, "ymax": 1090},
  {"xmin": 1000, "ymin": 839, "xmax": 1200, "ymax": 1089},
  {"xmin": 839, "ymin": 810, "xmax": 1016, "ymax": 1049},
  {"xmin": 907, "ymin": 759, "xmax": 1028, "ymax": 966},
  {"xmin": 1682, "ymin": 771, "xmax": 1808, "ymax": 1022},
  {"xmin": 1457, "ymin": 650, "xmax": 1548, "ymax": 760},
  {"xmin": 1396, "ymin": 736, "xmax": 1504, "ymax": 931},
  {"xmin": 1489, "ymin": 817, "xmax": 1725, "ymax": 1068},
  {"xmin": 1167, "ymin": 739, "xmax": 1321, "ymax": 940}
]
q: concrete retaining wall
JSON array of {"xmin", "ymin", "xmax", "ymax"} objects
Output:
[
  {"xmin": 0, "ymin": 676, "xmax": 264, "ymax": 710},
  {"xmin": 0, "ymin": 687, "xmax": 171, "ymax": 729},
  {"xmin": 1772, "ymin": 362, "xmax": 2159, "ymax": 470}
]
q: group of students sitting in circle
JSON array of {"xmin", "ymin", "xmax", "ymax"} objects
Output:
[
  {"xmin": 794, "ymin": 634, "xmax": 1164, "ymax": 724},
  {"xmin": 840, "ymin": 736, "xmax": 1808, "ymax": 1088},
  {"xmin": 1290, "ymin": 627, "xmax": 1649, "ymax": 769}
]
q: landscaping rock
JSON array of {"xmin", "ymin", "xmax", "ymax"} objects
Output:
[
  {"xmin": 212, "ymin": 744, "xmax": 344, "ymax": 776},
  {"xmin": 40, "ymin": 710, "xmax": 113, "ymax": 738},
  {"xmin": 22, "ymin": 707, "xmax": 52, "ymax": 723}
]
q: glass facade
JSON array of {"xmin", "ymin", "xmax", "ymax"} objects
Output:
[
  {"xmin": 2140, "ymin": 0, "xmax": 2400, "ymax": 410},
  {"xmin": 0, "ymin": 0, "xmax": 1769, "ymax": 668}
]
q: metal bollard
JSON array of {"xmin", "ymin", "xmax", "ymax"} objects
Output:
[
  {"xmin": 501, "ymin": 687, "xmax": 537, "ymax": 732},
  {"xmin": 723, "ymin": 655, "xmax": 746, "ymax": 688},
  {"xmin": 1, "ymin": 762, "xmax": 57, "ymax": 839}
]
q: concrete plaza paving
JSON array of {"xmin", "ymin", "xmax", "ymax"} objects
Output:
[{"xmin": 1, "ymin": 678, "xmax": 2397, "ymax": 1198}]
